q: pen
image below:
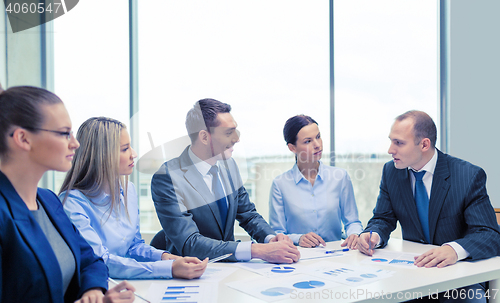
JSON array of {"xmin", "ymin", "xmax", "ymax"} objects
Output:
[
  {"xmin": 325, "ymin": 248, "xmax": 349, "ymax": 254},
  {"xmin": 369, "ymin": 230, "xmax": 373, "ymax": 252},
  {"xmin": 108, "ymin": 277, "xmax": 150, "ymax": 303},
  {"xmin": 208, "ymin": 253, "xmax": 233, "ymax": 263}
]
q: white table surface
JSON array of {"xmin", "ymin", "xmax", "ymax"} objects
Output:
[{"xmin": 112, "ymin": 239, "xmax": 500, "ymax": 303}]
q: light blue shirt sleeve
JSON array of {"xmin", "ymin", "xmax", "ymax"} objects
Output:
[
  {"xmin": 60, "ymin": 184, "xmax": 173, "ymax": 279},
  {"xmin": 268, "ymin": 163, "xmax": 363, "ymax": 245}
]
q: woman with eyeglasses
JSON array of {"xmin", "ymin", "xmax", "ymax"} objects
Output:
[
  {"xmin": 269, "ymin": 115, "xmax": 363, "ymax": 248},
  {"xmin": 59, "ymin": 117, "xmax": 208, "ymax": 280},
  {"xmin": 0, "ymin": 85, "xmax": 135, "ymax": 303}
]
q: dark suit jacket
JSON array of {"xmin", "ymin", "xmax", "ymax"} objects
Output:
[
  {"xmin": 0, "ymin": 171, "xmax": 108, "ymax": 303},
  {"xmin": 365, "ymin": 150, "xmax": 500, "ymax": 260},
  {"xmin": 151, "ymin": 147, "xmax": 275, "ymax": 261}
]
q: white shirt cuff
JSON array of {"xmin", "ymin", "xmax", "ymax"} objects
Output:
[
  {"xmin": 234, "ymin": 241, "xmax": 252, "ymax": 261},
  {"xmin": 264, "ymin": 234, "xmax": 275, "ymax": 243},
  {"xmin": 443, "ymin": 241, "xmax": 469, "ymax": 261}
]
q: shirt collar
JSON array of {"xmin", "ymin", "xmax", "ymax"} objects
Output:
[
  {"xmin": 188, "ymin": 146, "xmax": 215, "ymax": 176},
  {"xmin": 292, "ymin": 161, "xmax": 323, "ymax": 184},
  {"xmin": 409, "ymin": 148, "xmax": 438, "ymax": 175}
]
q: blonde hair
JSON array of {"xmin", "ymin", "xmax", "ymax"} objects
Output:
[{"xmin": 60, "ymin": 117, "xmax": 129, "ymax": 222}]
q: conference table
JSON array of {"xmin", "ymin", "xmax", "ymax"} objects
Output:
[{"xmin": 113, "ymin": 239, "xmax": 500, "ymax": 303}]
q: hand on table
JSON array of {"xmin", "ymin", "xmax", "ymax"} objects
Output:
[
  {"xmin": 270, "ymin": 233, "xmax": 293, "ymax": 244},
  {"xmin": 298, "ymin": 232, "xmax": 326, "ymax": 248},
  {"xmin": 357, "ymin": 232, "xmax": 379, "ymax": 256},
  {"xmin": 252, "ymin": 241, "xmax": 300, "ymax": 263},
  {"xmin": 172, "ymin": 257, "xmax": 208, "ymax": 279},
  {"xmin": 414, "ymin": 245, "xmax": 458, "ymax": 268},
  {"xmin": 340, "ymin": 234, "xmax": 358, "ymax": 250},
  {"xmin": 161, "ymin": 252, "xmax": 181, "ymax": 260},
  {"xmin": 75, "ymin": 281, "xmax": 136, "ymax": 303}
]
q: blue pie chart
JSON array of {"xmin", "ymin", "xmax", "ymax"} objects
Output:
[
  {"xmin": 261, "ymin": 287, "xmax": 292, "ymax": 296},
  {"xmin": 293, "ymin": 280, "xmax": 325, "ymax": 289},
  {"xmin": 271, "ymin": 266, "xmax": 295, "ymax": 273},
  {"xmin": 346, "ymin": 277, "xmax": 363, "ymax": 282},
  {"xmin": 360, "ymin": 274, "xmax": 377, "ymax": 278}
]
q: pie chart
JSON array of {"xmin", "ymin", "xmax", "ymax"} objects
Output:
[
  {"xmin": 261, "ymin": 287, "xmax": 292, "ymax": 296},
  {"xmin": 371, "ymin": 258, "xmax": 388, "ymax": 262},
  {"xmin": 293, "ymin": 280, "xmax": 325, "ymax": 289},
  {"xmin": 271, "ymin": 266, "xmax": 295, "ymax": 273},
  {"xmin": 346, "ymin": 277, "xmax": 363, "ymax": 282},
  {"xmin": 360, "ymin": 274, "xmax": 377, "ymax": 278}
]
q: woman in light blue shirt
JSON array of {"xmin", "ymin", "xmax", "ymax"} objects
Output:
[
  {"xmin": 59, "ymin": 117, "xmax": 207, "ymax": 279},
  {"xmin": 269, "ymin": 115, "xmax": 363, "ymax": 248}
]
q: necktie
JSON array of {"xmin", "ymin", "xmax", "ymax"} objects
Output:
[
  {"xmin": 209, "ymin": 165, "xmax": 228, "ymax": 231},
  {"xmin": 412, "ymin": 170, "xmax": 430, "ymax": 243}
]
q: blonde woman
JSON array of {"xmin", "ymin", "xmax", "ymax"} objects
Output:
[
  {"xmin": 59, "ymin": 117, "xmax": 207, "ymax": 279},
  {"xmin": 0, "ymin": 86, "xmax": 135, "ymax": 302}
]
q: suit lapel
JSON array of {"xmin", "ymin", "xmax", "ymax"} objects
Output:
[
  {"xmin": 179, "ymin": 147, "xmax": 225, "ymax": 234},
  {"xmin": 396, "ymin": 169, "xmax": 426, "ymax": 239},
  {"xmin": 428, "ymin": 150, "xmax": 450, "ymax": 243},
  {"xmin": 0, "ymin": 173, "xmax": 62, "ymax": 302}
]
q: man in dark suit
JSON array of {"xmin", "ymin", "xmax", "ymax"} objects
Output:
[
  {"xmin": 151, "ymin": 98, "xmax": 300, "ymax": 263},
  {"xmin": 358, "ymin": 110, "xmax": 500, "ymax": 302}
]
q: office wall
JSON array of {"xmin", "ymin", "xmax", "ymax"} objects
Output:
[{"xmin": 448, "ymin": 0, "xmax": 500, "ymax": 207}]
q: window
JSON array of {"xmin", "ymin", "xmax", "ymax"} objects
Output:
[
  {"xmin": 52, "ymin": 1, "xmax": 129, "ymax": 192},
  {"xmin": 334, "ymin": 0, "xmax": 439, "ymax": 232},
  {"xmin": 137, "ymin": 1, "xmax": 329, "ymax": 233}
]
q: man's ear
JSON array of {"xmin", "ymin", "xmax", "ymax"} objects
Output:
[
  {"xmin": 198, "ymin": 130, "xmax": 210, "ymax": 146},
  {"xmin": 10, "ymin": 128, "xmax": 32, "ymax": 152},
  {"xmin": 421, "ymin": 138, "xmax": 431, "ymax": 152},
  {"xmin": 288, "ymin": 143, "xmax": 297, "ymax": 154}
]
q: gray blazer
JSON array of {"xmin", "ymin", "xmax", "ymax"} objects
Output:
[{"xmin": 151, "ymin": 147, "xmax": 275, "ymax": 261}]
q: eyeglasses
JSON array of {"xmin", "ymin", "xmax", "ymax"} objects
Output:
[{"xmin": 9, "ymin": 127, "xmax": 73, "ymax": 140}]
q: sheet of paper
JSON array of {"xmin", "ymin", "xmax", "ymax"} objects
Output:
[
  {"xmin": 298, "ymin": 246, "xmax": 350, "ymax": 260},
  {"xmin": 226, "ymin": 273, "xmax": 340, "ymax": 302},
  {"xmin": 233, "ymin": 260, "xmax": 301, "ymax": 278},
  {"xmin": 300, "ymin": 261, "xmax": 395, "ymax": 286},
  {"xmin": 199, "ymin": 265, "xmax": 238, "ymax": 282},
  {"xmin": 147, "ymin": 282, "xmax": 217, "ymax": 303},
  {"xmin": 361, "ymin": 250, "xmax": 420, "ymax": 268}
]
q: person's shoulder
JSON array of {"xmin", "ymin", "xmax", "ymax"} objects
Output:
[
  {"xmin": 440, "ymin": 152, "xmax": 484, "ymax": 176},
  {"xmin": 272, "ymin": 166, "xmax": 295, "ymax": 185},
  {"xmin": 59, "ymin": 188, "xmax": 92, "ymax": 206}
]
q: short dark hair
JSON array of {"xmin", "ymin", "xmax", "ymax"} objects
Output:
[
  {"xmin": 283, "ymin": 115, "xmax": 318, "ymax": 145},
  {"xmin": 185, "ymin": 98, "xmax": 231, "ymax": 143},
  {"xmin": 396, "ymin": 110, "xmax": 437, "ymax": 147},
  {"xmin": 0, "ymin": 86, "xmax": 62, "ymax": 158}
]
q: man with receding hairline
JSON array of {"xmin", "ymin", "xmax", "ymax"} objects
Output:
[{"xmin": 358, "ymin": 110, "xmax": 500, "ymax": 302}]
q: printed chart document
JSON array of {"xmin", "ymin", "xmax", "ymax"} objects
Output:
[
  {"xmin": 234, "ymin": 260, "xmax": 300, "ymax": 278},
  {"xmin": 199, "ymin": 265, "xmax": 238, "ymax": 282},
  {"xmin": 298, "ymin": 246, "xmax": 351, "ymax": 260},
  {"xmin": 147, "ymin": 282, "xmax": 217, "ymax": 303},
  {"xmin": 300, "ymin": 261, "xmax": 395, "ymax": 286},
  {"xmin": 361, "ymin": 250, "xmax": 420, "ymax": 268},
  {"xmin": 226, "ymin": 273, "xmax": 340, "ymax": 302}
]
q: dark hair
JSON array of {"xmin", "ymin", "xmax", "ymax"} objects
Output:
[
  {"xmin": 0, "ymin": 86, "xmax": 62, "ymax": 158},
  {"xmin": 283, "ymin": 115, "xmax": 318, "ymax": 145},
  {"xmin": 396, "ymin": 110, "xmax": 437, "ymax": 147},
  {"xmin": 185, "ymin": 98, "xmax": 232, "ymax": 143}
]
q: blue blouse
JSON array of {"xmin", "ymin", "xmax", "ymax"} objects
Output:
[
  {"xmin": 60, "ymin": 182, "xmax": 173, "ymax": 279},
  {"xmin": 269, "ymin": 162, "xmax": 363, "ymax": 245}
]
